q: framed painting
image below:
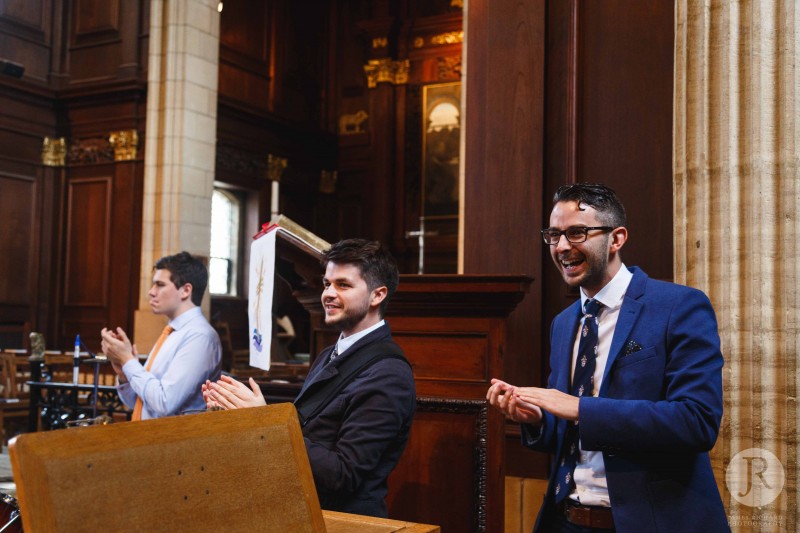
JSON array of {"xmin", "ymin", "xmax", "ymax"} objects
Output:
[{"xmin": 422, "ymin": 82, "xmax": 461, "ymax": 218}]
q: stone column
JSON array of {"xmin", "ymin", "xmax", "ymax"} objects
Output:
[
  {"xmin": 675, "ymin": 1, "xmax": 798, "ymax": 530},
  {"xmin": 135, "ymin": 0, "xmax": 220, "ymax": 349}
]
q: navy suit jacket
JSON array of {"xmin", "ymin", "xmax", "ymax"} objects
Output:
[
  {"xmin": 294, "ymin": 323, "xmax": 415, "ymax": 518},
  {"xmin": 525, "ymin": 267, "xmax": 729, "ymax": 532}
]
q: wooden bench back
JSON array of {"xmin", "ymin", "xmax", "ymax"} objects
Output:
[{"xmin": 9, "ymin": 403, "xmax": 325, "ymax": 532}]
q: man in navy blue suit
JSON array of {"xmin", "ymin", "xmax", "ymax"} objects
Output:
[
  {"xmin": 204, "ymin": 239, "xmax": 415, "ymax": 518},
  {"xmin": 487, "ymin": 184, "xmax": 729, "ymax": 532}
]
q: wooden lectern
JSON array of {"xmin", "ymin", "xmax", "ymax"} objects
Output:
[{"xmin": 8, "ymin": 404, "xmax": 439, "ymax": 532}]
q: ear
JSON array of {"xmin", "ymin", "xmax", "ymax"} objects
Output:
[
  {"xmin": 609, "ymin": 227, "xmax": 628, "ymax": 254},
  {"xmin": 369, "ymin": 286, "xmax": 388, "ymax": 310},
  {"xmin": 179, "ymin": 283, "xmax": 193, "ymax": 302}
]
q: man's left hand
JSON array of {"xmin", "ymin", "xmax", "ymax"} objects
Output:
[{"xmin": 513, "ymin": 387, "xmax": 580, "ymax": 421}]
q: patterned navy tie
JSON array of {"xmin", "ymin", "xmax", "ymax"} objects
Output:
[
  {"xmin": 554, "ymin": 298, "xmax": 603, "ymax": 503},
  {"xmin": 328, "ymin": 345, "xmax": 339, "ymax": 363}
]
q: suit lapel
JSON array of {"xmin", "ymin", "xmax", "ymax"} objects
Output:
[
  {"xmin": 295, "ymin": 323, "xmax": 392, "ymax": 402},
  {"xmin": 599, "ymin": 267, "xmax": 647, "ymax": 396},
  {"xmin": 296, "ymin": 345, "xmax": 338, "ymax": 400}
]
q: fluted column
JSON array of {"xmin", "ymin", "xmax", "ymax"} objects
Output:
[
  {"xmin": 675, "ymin": 1, "xmax": 798, "ymax": 530},
  {"xmin": 135, "ymin": 0, "xmax": 221, "ymax": 349}
]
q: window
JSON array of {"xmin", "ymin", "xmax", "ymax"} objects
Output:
[{"xmin": 209, "ymin": 188, "xmax": 241, "ymax": 295}]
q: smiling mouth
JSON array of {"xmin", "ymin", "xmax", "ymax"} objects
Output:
[{"xmin": 560, "ymin": 257, "xmax": 584, "ymax": 271}]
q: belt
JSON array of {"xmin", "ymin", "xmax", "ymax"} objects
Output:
[{"xmin": 558, "ymin": 500, "xmax": 614, "ymax": 529}]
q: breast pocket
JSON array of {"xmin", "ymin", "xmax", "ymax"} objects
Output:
[
  {"xmin": 615, "ymin": 346, "xmax": 659, "ymax": 368},
  {"xmin": 607, "ymin": 346, "xmax": 665, "ymax": 400}
]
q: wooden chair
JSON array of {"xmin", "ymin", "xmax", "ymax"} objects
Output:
[{"xmin": 0, "ymin": 351, "xmax": 32, "ymax": 447}]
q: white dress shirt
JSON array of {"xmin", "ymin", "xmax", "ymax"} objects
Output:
[
  {"xmin": 118, "ymin": 306, "xmax": 222, "ymax": 419},
  {"xmin": 334, "ymin": 319, "xmax": 386, "ymax": 357},
  {"xmin": 570, "ymin": 264, "xmax": 633, "ymax": 506}
]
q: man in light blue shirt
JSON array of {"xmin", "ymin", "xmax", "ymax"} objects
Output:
[{"xmin": 101, "ymin": 251, "xmax": 221, "ymax": 420}]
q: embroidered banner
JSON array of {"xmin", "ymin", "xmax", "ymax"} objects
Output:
[{"xmin": 248, "ymin": 226, "xmax": 277, "ymax": 370}]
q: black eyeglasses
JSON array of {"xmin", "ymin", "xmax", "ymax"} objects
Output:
[{"xmin": 540, "ymin": 226, "xmax": 613, "ymax": 245}]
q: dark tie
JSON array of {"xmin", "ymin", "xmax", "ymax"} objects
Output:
[
  {"xmin": 554, "ymin": 298, "xmax": 603, "ymax": 503},
  {"xmin": 328, "ymin": 345, "xmax": 339, "ymax": 363}
]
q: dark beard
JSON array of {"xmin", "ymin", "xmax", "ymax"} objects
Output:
[{"xmin": 326, "ymin": 302, "xmax": 370, "ymax": 333}]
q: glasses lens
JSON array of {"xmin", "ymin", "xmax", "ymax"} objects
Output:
[
  {"xmin": 542, "ymin": 231, "xmax": 560, "ymax": 244},
  {"xmin": 565, "ymin": 228, "xmax": 588, "ymax": 243}
]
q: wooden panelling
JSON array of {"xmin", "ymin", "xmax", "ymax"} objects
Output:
[
  {"xmin": 218, "ymin": 0, "xmax": 330, "ymax": 126},
  {"xmin": 0, "ymin": 174, "xmax": 37, "ymax": 306},
  {"xmin": 0, "ymin": 0, "xmax": 47, "ymax": 37},
  {"xmin": 219, "ymin": 1, "xmax": 271, "ymax": 70},
  {"xmin": 463, "ymin": 0, "xmax": 545, "ymax": 392},
  {"xmin": 66, "ymin": 0, "xmax": 144, "ymax": 85},
  {"xmin": 64, "ymin": 99, "xmax": 146, "ymax": 139},
  {"xmin": 64, "ymin": 177, "xmax": 111, "ymax": 307},
  {"xmin": 219, "ymin": 0, "xmax": 272, "ymax": 112},
  {"xmin": 0, "ymin": 0, "xmax": 53, "ymax": 83},
  {"xmin": 58, "ymin": 159, "xmax": 144, "ymax": 351},
  {"xmin": 387, "ymin": 399, "xmax": 487, "ymax": 532},
  {"xmin": 72, "ymin": 0, "xmax": 120, "ymax": 45},
  {"xmin": 577, "ymin": 0, "xmax": 674, "ymax": 282},
  {"xmin": 542, "ymin": 0, "xmax": 675, "ymax": 357},
  {"xmin": 393, "ymin": 330, "xmax": 489, "ymax": 383},
  {"xmin": 0, "ymin": 83, "xmax": 60, "ymax": 343}
]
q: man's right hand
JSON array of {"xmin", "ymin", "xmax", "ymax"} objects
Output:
[{"xmin": 486, "ymin": 378, "xmax": 543, "ymax": 424}]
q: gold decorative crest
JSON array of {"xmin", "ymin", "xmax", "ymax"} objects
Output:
[
  {"xmin": 364, "ymin": 58, "xmax": 410, "ymax": 88},
  {"xmin": 431, "ymin": 31, "xmax": 464, "ymax": 46},
  {"xmin": 109, "ymin": 129, "xmax": 139, "ymax": 161},
  {"xmin": 41, "ymin": 136, "xmax": 67, "ymax": 167}
]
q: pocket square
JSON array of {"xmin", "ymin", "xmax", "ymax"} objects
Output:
[{"xmin": 623, "ymin": 340, "xmax": 643, "ymax": 355}]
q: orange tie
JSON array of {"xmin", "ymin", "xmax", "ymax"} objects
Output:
[{"xmin": 131, "ymin": 325, "xmax": 174, "ymax": 421}]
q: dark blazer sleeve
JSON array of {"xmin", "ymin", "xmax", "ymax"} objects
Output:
[
  {"xmin": 304, "ymin": 357, "xmax": 415, "ymax": 494},
  {"xmin": 578, "ymin": 286, "xmax": 723, "ymax": 453}
]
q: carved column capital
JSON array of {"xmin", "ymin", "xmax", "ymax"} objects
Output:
[{"xmin": 267, "ymin": 154, "xmax": 288, "ymax": 182}]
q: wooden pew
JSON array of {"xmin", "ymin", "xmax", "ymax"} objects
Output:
[{"xmin": 9, "ymin": 403, "xmax": 439, "ymax": 532}]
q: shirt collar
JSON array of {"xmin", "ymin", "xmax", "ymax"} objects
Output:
[
  {"xmin": 336, "ymin": 319, "xmax": 385, "ymax": 356},
  {"xmin": 580, "ymin": 263, "xmax": 632, "ymax": 312},
  {"xmin": 168, "ymin": 306, "xmax": 202, "ymax": 331}
]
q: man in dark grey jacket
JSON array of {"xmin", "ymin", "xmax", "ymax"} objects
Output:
[{"xmin": 205, "ymin": 239, "xmax": 416, "ymax": 518}]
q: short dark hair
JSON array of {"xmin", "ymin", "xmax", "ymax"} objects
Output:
[
  {"xmin": 321, "ymin": 239, "xmax": 399, "ymax": 317},
  {"xmin": 154, "ymin": 251, "xmax": 208, "ymax": 307},
  {"xmin": 552, "ymin": 183, "xmax": 626, "ymax": 228}
]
